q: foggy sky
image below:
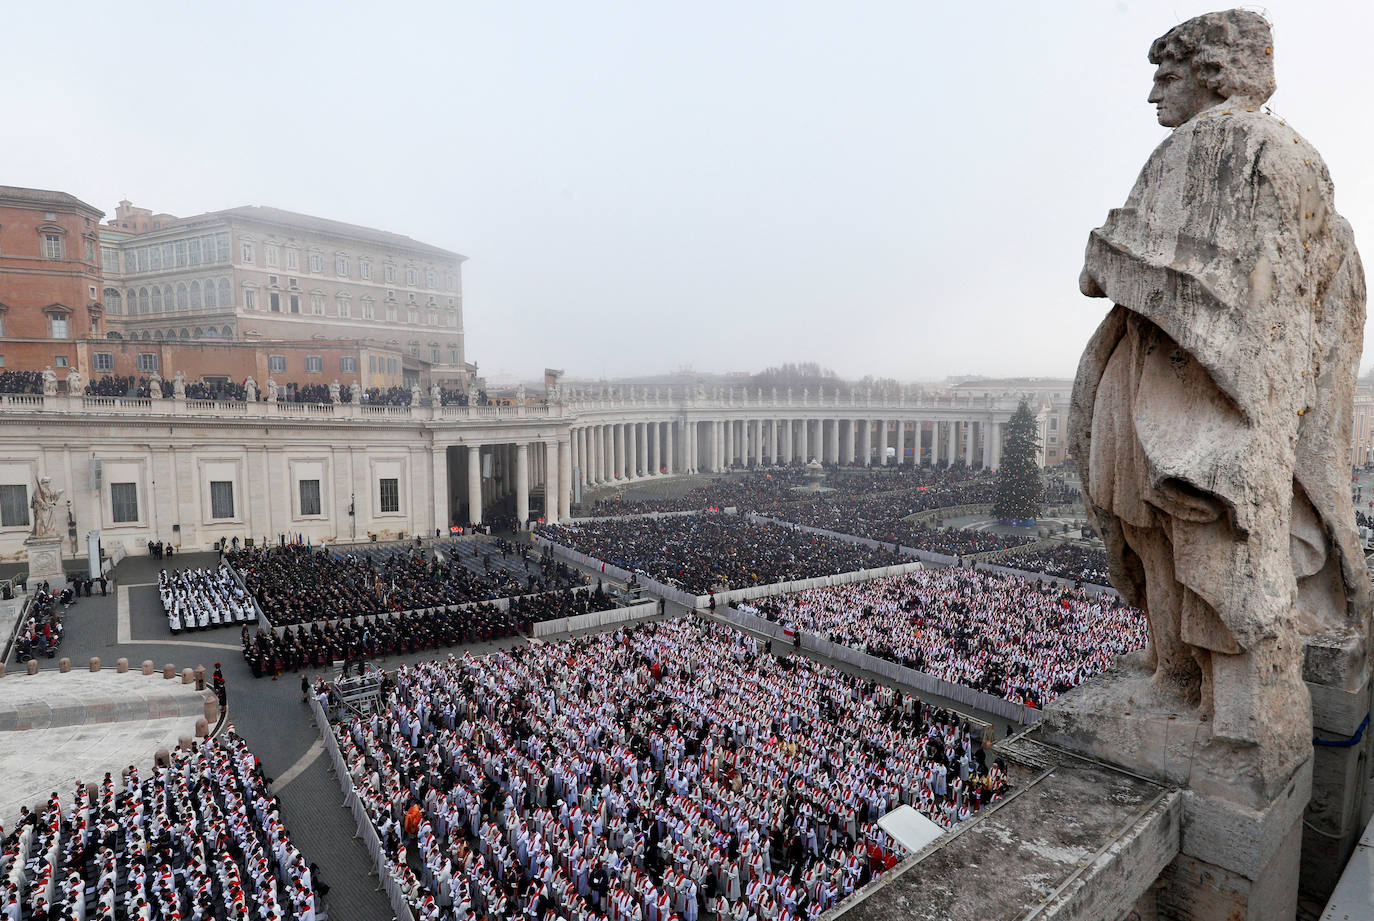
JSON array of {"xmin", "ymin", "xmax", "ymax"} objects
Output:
[{"xmin": 10, "ymin": 1, "xmax": 1374, "ymax": 383}]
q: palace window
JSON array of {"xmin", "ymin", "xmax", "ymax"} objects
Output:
[
  {"xmin": 209, "ymin": 481, "xmax": 235, "ymax": 519},
  {"xmin": 299, "ymin": 479, "xmax": 321, "ymax": 516},
  {"xmin": 0, "ymin": 485, "xmax": 28, "ymax": 528},
  {"xmin": 379, "ymin": 478, "xmax": 399, "ymax": 513},
  {"xmin": 111, "ymin": 482, "xmax": 139, "ymax": 523}
]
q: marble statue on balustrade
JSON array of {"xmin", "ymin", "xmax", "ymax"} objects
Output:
[
  {"xmin": 148, "ymin": 371, "xmax": 163, "ymax": 400},
  {"xmin": 65, "ymin": 369, "xmax": 81, "ymax": 395},
  {"xmin": 265, "ymin": 379, "xmax": 277, "ymax": 403},
  {"xmin": 244, "ymin": 377, "xmax": 258, "ymax": 403},
  {"xmin": 28, "ymin": 476, "xmax": 62, "ymax": 540},
  {"xmin": 350, "ymin": 383, "xmax": 361, "ymax": 406},
  {"xmin": 1068, "ymin": 9, "xmax": 1369, "ymax": 784},
  {"xmin": 172, "ymin": 371, "xmax": 186, "ymax": 400},
  {"xmin": 409, "ymin": 384, "xmax": 421, "ymax": 407},
  {"xmin": 330, "ymin": 380, "xmax": 342, "ymax": 404},
  {"xmin": 42, "ymin": 367, "xmax": 57, "ymax": 397},
  {"xmin": 429, "ymin": 383, "xmax": 441, "ymax": 405}
]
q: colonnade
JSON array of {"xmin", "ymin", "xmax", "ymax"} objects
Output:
[
  {"xmin": 460, "ymin": 437, "xmax": 572, "ymax": 529},
  {"xmin": 566, "ymin": 415, "xmax": 1005, "ymax": 490}
]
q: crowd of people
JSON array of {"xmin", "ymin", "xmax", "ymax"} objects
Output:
[
  {"xmin": 227, "ymin": 541, "xmax": 588, "ymax": 627},
  {"xmin": 536, "ymin": 515, "xmax": 899, "ymax": 595},
  {"xmin": 160, "ymin": 565, "xmax": 258, "ymax": 633},
  {"xmin": 11, "ymin": 584, "xmax": 64, "ymax": 662},
  {"xmin": 992, "ymin": 545, "xmax": 1111, "ymax": 586},
  {"xmin": 332, "ymin": 619, "xmax": 1007, "ymax": 921},
  {"xmin": 0, "ymin": 370, "xmax": 44, "ymax": 395},
  {"xmin": 0, "ymin": 732, "xmax": 321, "ymax": 921},
  {"xmin": 82, "ymin": 376, "xmax": 174, "ymax": 399},
  {"xmin": 240, "ymin": 585, "xmax": 615, "ymax": 678},
  {"xmin": 744, "ymin": 567, "xmax": 1145, "ymax": 708}
]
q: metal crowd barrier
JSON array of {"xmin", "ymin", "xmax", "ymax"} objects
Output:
[{"xmin": 308, "ymin": 694, "xmax": 417, "ymax": 921}]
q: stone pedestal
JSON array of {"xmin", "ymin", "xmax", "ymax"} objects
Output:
[
  {"xmin": 1036, "ymin": 656, "xmax": 1312, "ymax": 921},
  {"xmin": 1300, "ymin": 629, "xmax": 1374, "ymax": 902},
  {"xmin": 24, "ymin": 536, "xmax": 65, "ymax": 585}
]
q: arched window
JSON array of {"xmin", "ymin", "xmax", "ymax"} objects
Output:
[
  {"xmin": 179, "ymin": 328, "xmax": 189, "ymax": 339},
  {"xmin": 139, "ymin": 287, "xmax": 150, "ymax": 314},
  {"xmin": 190, "ymin": 281, "xmax": 202, "ymax": 309},
  {"xmin": 154, "ymin": 330, "xmax": 163, "ymax": 340},
  {"xmin": 204, "ymin": 280, "xmax": 217, "ymax": 309},
  {"xmin": 127, "ymin": 289, "xmax": 137, "ymax": 313},
  {"xmin": 163, "ymin": 285, "xmax": 173, "ymax": 311},
  {"xmin": 193, "ymin": 327, "xmax": 203, "ymax": 338},
  {"xmin": 218, "ymin": 279, "xmax": 232, "ymax": 308},
  {"xmin": 105, "ymin": 289, "xmax": 122, "ymax": 314},
  {"xmin": 222, "ymin": 326, "xmax": 233, "ymax": 338},
  {"xmin": 176, "ymin": 283, "xmax": 189, "ymax": 310},
  {"xmin": 151, "ymin": 287, "xmax": 163, "ymax": 313}
]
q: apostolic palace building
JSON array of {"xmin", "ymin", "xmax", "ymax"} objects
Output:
[{"xmin": 2, "ymin": 183, "xmax": 1372, "ymax": 564}]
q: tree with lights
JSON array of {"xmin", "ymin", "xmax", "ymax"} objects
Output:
[{"xmin": 993, "ymin": 400, "xmax": 1044, "ymax": 523}]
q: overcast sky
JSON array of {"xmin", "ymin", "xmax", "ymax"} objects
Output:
[{"xmin": 10, "ymin": 1, "xmax": 1374, "ymax": 383}]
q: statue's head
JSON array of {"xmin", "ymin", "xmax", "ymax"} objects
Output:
[{"xmin": 1148, "ymin": 10, "xmax": 1275, "ymax": 127}]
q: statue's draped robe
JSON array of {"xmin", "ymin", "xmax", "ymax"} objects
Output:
[{"xmin": 1070, "ymin": 105, "xmax": 1368, "ymax": 673}]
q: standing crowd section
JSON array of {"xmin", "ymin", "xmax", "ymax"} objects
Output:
[
  {"xmin": 159, "ymin": 565, "xmax": 258, "ymax": 633},
  {"xmin": 741, "ymin": 567, "xmax": 1146, "ymax": 709},
  {"xmin": 329, "ymin": 619, "xmax": 1007, "ymax": 921},
  {"xmin": 1, "ymin": 731, "xmax": 321, "ymax": 921},
  {"xmin": 533, "ymin": 516, "xmax": 898, "ymax": 595}
]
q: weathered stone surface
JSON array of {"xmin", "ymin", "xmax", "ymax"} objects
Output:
[
  {"xmin": 1071, "ymin": 8, "xmax": 1366, "ymax": 762},
  {"xmin": 1063, "ymin": 9, "xmax": 1370, "ymax": 916},
  {"xmin": 832, "ymin": 738, "xmax": 1179, "ymax": 921}
]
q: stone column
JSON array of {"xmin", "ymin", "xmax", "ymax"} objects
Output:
[
  {"xmin": 905, "ymin": 421, "xmax": 917, "ymax": 465},
  {"xmin": 591, "ymin": 427, "xmax": 601, "ymax": 483},
  {"xmin": 639, "ymin": 422, "xmax": 649, "ymax": 477},
  {"xmin": 467, "ymin": 445, "xmax": 482, "ymax": 525},
  {"xmin": 931, "ymin": 420, "xmax": 942, "ymax": 466},
  {"xmin": 557, "ymin": 438, "xmax": 572, "ymax": 520},
  {"xmin": 827, "ymin": 419, "xmax": 839, "ymax": 465},
  {"xmin": 990, "ymin": 421, "xmax": 1002, "ymax": 469},
  {"xmin": 798, "ymin": 417, "xmax": 809, "ymax": 463},
  {"xmin": 651, "ymin": 421, "xmax": 661, "ymax": 475},
  {"xmin": 431, "ymin": 445, "xmax": 447, "ymax": 535},
  {"xmin": 965, "ymin": 421, "xmax": 976, "ymax": 467},
  {"xmin": 947, "ymin": 421, "xmax": 959, "ymax": 466},
  {"xmin": 841, "ymin": 419, "xmax": 854, "ymax": 465},
  {"xmin": 665, "ymin": 421, "xmax": 675, "ymax": 474},
  {"xmin": 515, "ymin": 443, "xmax": 530, "ymax": 527},
  {"xmin": 724, "ymin": 419, "xmax": 734, "ymax": 469},
  {"xmin": 754, "ymin": 419, "xmax": 764, "ymax": 467},
  {"xmin": 626, "ymin": 423, "xmax": 637, "ymax": 480},
  {"xmin": 545, "ymin": 441, "xmax": 558, "ymax": 521},
  {"xmin": 877, "ymin": 418, "xmax": 889, "ymax": 466},
  {"xmin": 610, "ymin": 424, "xmax": 620, "ymax": 480},
  {"xmin": 768, "ymin": 419, "xmax": 778, "ymax": 464},
  {"xmin": 858, "ymin": 419, "xmax": 871, "ymax": 466},
  {"xmin": 781, "ymin": 420, "xmax": 793, "ymax": 464}
]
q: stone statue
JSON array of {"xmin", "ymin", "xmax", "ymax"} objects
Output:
[
  {"xmin": 65, "ymin": 369, "xmax": 82, "ymax": 395},
  {"xmin": 42, "ymin": 367, "xmax": 57, "ymax": 397},
  {"xmin": 429, "ymin": 382, "xmax": 441, "ymax": 405},
  {"xmin": 172, "ymin": 371, "xmax": 186, "ymax": 400},
  {"xmin": 350, "ymin": 382, "xmax": 361, "ymax": 406},
  {"xmin": 244, "ymin": 377, "xmax": 258, "ymax": 403},
  {"xmin": 148, "ymin": 371, "xmax": 164, "ymax": 400},
  {"xmin": 330, "ymin": 380, "xmax": 342, "ymax": 404},
  {"xmin": 410, "ymin": 383, "xmax": 421, "ymax": 407},
  {"xmin": 265, "ymin": 378, "xmax": 277, "ymax": 403},
  {"xmin": 28, "ymin": 476, "xmax": 62, "ymax": 539},
  {"xmin": 1070, "ymin": 10, "xmax": 1369, "ymax": 753},
  {"xmin": 516, "ymin": 383, "xmax": 526, "ymax": 404}
]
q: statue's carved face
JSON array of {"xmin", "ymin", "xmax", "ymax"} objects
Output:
[{"xmin": 1148, "ymin": 57, "xmax": 1225, "ymax": 127}]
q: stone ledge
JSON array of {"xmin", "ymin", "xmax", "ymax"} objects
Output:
[{"xmin": 830, "ymin": 737, "xmax": 1178, "ymax": 921}]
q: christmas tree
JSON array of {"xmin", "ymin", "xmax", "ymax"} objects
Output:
[{"xmin": 993, "ymin": 400, "xmax": 1044, "ymax": 523}]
